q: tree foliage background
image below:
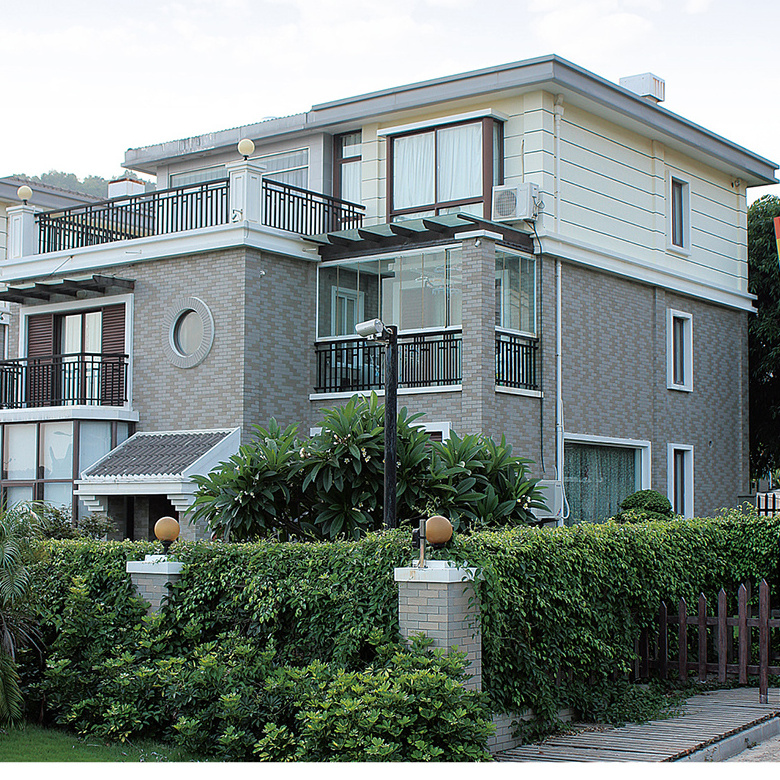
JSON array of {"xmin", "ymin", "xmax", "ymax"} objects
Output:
[{"xmin": 748, "ymin": 194, "xmax": 780, "ymax": 480}]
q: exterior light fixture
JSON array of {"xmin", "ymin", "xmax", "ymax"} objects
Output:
[
  {"xmin": 415, "ymin": 515, "xmax": 454, "ymax": 568},
  {"xmin": 237, "ymin": 138, "xmax": 255, "ymax": 160},
  {"xmin": 355, "ymin": 318, "xmax": 398, "ymax": 530},
  {"xmin": 16, "ymin": 185, "xmax": 32, "ymax": 204},
  {"xmin": 154, "ymin": 515, "xmax": 180, "ymax": 555}
]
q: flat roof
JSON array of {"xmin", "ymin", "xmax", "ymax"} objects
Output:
[{"xmin": 123, "ymin": 54, "xmax": 776, "ymax": 186}]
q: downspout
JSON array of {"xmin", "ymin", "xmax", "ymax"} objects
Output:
[{"xmin": 554, "ymin": 95, "xmax": 568, "ymax": 523}]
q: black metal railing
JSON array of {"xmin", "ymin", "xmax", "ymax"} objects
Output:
[
  {"xmin": 263, "ymin": 179, "xmax": 364, "ymax": 234},
  {"xmin": 37, "ymin": 180, "xmax": 230, "ymax": 253},
  {"xmin": 495, "ymin": 331, "xmax": 539, "ymax": 390},
  {"xmin": 0, "ymin": 353, "xmax": 128, "ymax": 409},
  {"xmin": 315, "ymin": 330, "xmax": 462, "ymax": 394},
  {"xmin": 34, "ymin": 177, "xmax": 365, "ymax": 253}
]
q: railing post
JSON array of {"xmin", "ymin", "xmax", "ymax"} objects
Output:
[
  {"xmin": 759, "ymin": 579, "xmax": 770, "ymax": 704},
  {"xmin": 679, "ymin": 597, "xmax": 688, "ymax": 682},
  {"xmin": 698, "ymin": 593, "xmax": 708, "ymax": 682},
  {"xmin": 6, "ymin": 203, "xmax": 38, "ymax": 259},
  {"xmin": 738, "ymin": 583, "xmax": 748, "ymax": 685},
  {"xmin": 658, "ymin": 601, "xmax": 668, "ymax": 680},
  {"xmin": 225, "ymin": 159, "xmax": 266, "ymax": 226},
  {"xmin": 718, "ymin": 588, "xmax": 727, "ymax": 683}
]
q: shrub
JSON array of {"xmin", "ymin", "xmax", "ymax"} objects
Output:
[
  {"xmin": 613, "ymin": 489, "xmax": 674, "ymax": 523},
  {"xmin": 190, "ymin": 395, "xmax": 547, "ymax": 541}
]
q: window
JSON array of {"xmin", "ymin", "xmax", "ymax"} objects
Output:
[
  {"xmin": 667, "ymin": 309, "xmax": 693, "ymax": 391},
  {"xmin": 0, "ymin": 420, "xmax": 130, "ymax": 517},
  {"xmin": 668, "ymin": 174, "xmax": 690, "ymax": 252},
  {"xmin": 667, "ymin": 444, "xmax": 694, "ymax": 517},
  {"xmin": 563, "ymin": 437, "xmax": 650, "ymax": 523},
  {"xmin": 495, "ymin": 251, "xmax": 536, "ymax": 334},
  {"xmin": 317, "ymin": 248, "xmax": 462, "ymax": 338},
  {"xmin": 335, "ymin": 132, "xmax": 361, "ymax": 204},
  {"xmin": 387, "ymin": 118, "xmax": 502, "ymax": 220},
  {"xmin": 169, "ymin": 148, "xmax": 309, "ymax": 190}
]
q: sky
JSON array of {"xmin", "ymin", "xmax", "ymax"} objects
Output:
[{"xmin": 1, "ymin": 0, "xmax": 779, "ymax": 201}]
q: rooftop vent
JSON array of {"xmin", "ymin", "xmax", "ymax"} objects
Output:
[{"xmin": 619, "ymin": 73, "xmax": 665, "ymax": 104}]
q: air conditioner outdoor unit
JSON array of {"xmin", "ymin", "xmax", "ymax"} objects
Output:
[
  {"xmin": 530, "ymin": 479, "xmax": 564, "ymax": 522},
  {"xmin": 492, "ymin": 183, "xmax": 539, "ymax": 222}
]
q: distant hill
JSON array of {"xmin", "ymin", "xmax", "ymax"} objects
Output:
[{"xmin": 13, "ymin": 170, "xmax": 154, "ymax": 199}]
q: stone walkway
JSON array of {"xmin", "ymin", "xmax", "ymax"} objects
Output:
[{"xmin": 495, "ymin": 687, "xmax": 780, "ymax": 762}]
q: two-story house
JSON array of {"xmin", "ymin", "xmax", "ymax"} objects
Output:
[{"xmin": 1, "ymin": 55, "xmax": 776, "ymax": 538}]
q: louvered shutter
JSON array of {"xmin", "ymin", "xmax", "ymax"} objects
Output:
[
  {"xmin": 100, "ymin": 305, "xmax": 125, "ymax": 405},
  {"xmin": 26, "ymin": 313, "xmax": 55, "ymax": 406}
]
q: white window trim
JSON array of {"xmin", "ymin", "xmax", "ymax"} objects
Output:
[
  {"xmin": 667, "ymin": 171, "xmax": 691, "ymax": 256},
  {"xmin": 330, "ymin": 287, "xmax": 365, "ymax": 339},
  {"xmin": 564, "ymin": 432, "xmax": 652, "ymax": 490},
  {"xmin": 666, "ymin": 308, "xmax": 693, "ymax": 392},
  {"xmin": 19, "ymin": 293, "xmax": 135, "ymax": 409},
  {"xmin": 667, "ymin": 443, "xmax": 694, "ymax": 518}
]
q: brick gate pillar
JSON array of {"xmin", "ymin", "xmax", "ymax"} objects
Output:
[{"xmin": 394, "ymin": 560, "xmax": 482, "ymax": 691}]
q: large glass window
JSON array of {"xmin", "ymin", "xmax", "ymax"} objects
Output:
[
  {"xmin": 1, "ymin": 420, "xmax": 131, "ymax": 515},
  {"xmin": 389, "ymin": 119, "xmax": 502, "ymax": 220},
  {"xmin": 317, "ymin": 248, "xmax": 462, "ymax": 337},
  {"xmin": 495, "ymin": 252, "xmax": 536, "ymax": 334},
  {"xmin": 563, "ymin": 443, "xmax": 640, "ymax": 523}
]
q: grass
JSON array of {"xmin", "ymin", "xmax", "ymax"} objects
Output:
[{"xmin": 0, "ymin": 724, "xmax": 206, "ymax": 762}]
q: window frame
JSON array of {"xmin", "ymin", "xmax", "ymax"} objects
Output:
[
  {"xmin": 667, "ymin": 443, "xmax": 694, "ymax": 517},
  {"xmin": 334, "ymin": 131, "xmax": 362, "ymax": 205},
  {"xmin": 386, "ymin": 117, "xmax": 503, "ymax": 221},
  {"xmin": 495, "ymin": 248, "xmax": 537, "ymax": 338},
  {"xmin": 667, "ymin": 173, "xmax": 691, "ymax": 255},
  {"xmin": 666, "ymin": 308, "xmax": 693, "ymax": 392}
]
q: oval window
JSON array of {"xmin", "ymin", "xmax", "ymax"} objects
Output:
[{"xmin": 173, "ymin": 309, "xmax": 204, "ymax": 356}]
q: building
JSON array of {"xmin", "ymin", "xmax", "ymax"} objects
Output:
[{"xmin": 1, "ymin": 55, "xmax": 776, "ymax": 537}]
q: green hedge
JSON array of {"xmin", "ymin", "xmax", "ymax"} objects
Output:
[{"xmin": 20, "ymin": 509, "xmax": 780, "ymax": 751}]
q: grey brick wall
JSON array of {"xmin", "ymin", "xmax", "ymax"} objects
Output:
[
  {"xmin": 397, "ymin": 578, "xmax": 482, "ymax": 691},
  {"xmin": 129, "ymin": 570, "xmax": 182, "ymax": 614}
]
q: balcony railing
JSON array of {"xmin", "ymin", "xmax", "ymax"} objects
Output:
[
  {"xmin": 34, "ymin": 177, "xmax": 365, "ymax": 254},
  {"xmin": 495, "ymin": 331, "xmax": 539, "ymax": 391},
  {"xmin": 315, "ymin": 330, "xmax": 462, "ymax": 394},
  {"xmin": 263, "ymin": 179, "xmax": 365, "ymax": 234},
  {"xmin": 0, "ymin": 353, "xmax": 128, "ymax": 409}
]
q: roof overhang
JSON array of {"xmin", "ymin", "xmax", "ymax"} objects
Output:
[{"xmin": 0, "ymin": 274, "xmax": 135, "ymax": 305}]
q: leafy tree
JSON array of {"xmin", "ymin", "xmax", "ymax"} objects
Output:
[
  {"xmin": 12, "ymin": 170, "xmax": 153, "ymax": 200},
  {"xmin": 748, "ymin": 195, "xmax": 780, "ymax": 480},
  {"xmin": 190, "ymin": 394, "xmax": 547, "ymax": 541}
]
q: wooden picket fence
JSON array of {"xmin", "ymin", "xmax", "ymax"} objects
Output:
[{"xmin": 635, "ymin": 579, "xmax": 780, "ymax": 703}]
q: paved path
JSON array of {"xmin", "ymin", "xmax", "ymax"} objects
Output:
[{"xmin": 495, "ymin": 687, "xmax": 780, "ymax": 762}]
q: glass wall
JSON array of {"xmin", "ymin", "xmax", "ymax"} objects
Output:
[
  {"xmin": 0, "ymin": 420, "xmax": 131, "ymax": 517},
  {"xmin": 317, "ymin": 248, "xmax": 462, "ymax": 337},
  {"xmin": 495, "ymin": 250, "xmax": 536, "ymax": 334}
]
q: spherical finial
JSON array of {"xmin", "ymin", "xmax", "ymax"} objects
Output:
[
  {"xmin": 426, "ymin": 515, "xmax": 453, "ymax": 545},
  {"xmin": 154, "ymin": 516, "xmax": 180, "ymax": 554},
  {"xmin": 17, "ymin": 185, "xmax": 32, "ymax": 204},
  {"xmin": 237, "ymin": 138, "xmax": 255, "ymax": 159}
]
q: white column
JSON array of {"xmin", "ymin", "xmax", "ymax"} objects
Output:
[
  {"xmin": 6, "ymin": 204, "xmax": 38, "ymax": 259},
  {"xmin": 225, "ymin": 159, "xmax": 266, "ymax": 226}
]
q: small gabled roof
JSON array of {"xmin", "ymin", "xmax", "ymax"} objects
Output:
[{"xmin": 82, "ymin": 429, "xmax": 237, "ymax": 480}]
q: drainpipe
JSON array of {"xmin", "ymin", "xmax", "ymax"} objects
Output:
[{"xmin": 553, "ymin": 95, "xmax": 565, "ymax": 490}]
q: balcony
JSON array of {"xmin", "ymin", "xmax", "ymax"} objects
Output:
[
  {"xmin": 315, "ymin": 330, "xmax": 463, "ymax": 394},
  {"xmin": 31, "ymin": 176, "xmax": 365, "ymax": 255},
  {"xmin": 0, "ymin": 353, "xmax": 128, "ymax": 410},
  {"xmin": 495, "ymin": 331, "xmax": 539, "ymax": 391}
]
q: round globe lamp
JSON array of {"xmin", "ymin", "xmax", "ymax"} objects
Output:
[
  {"xmin": 154, "ymin": 516, "xmax": 180, "ymax": 555},
  {"xmin": 237, "ymin": 138, "xmax": 255, "ymax": 159},
  {"xmin": 426, "ymin": 515, "xmax": 453, "ymax": 547},
  {"xmin": 17, "ymin": 185, "xmax": 32, "ymax": 204}
]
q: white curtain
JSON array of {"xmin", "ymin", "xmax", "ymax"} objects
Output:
[
  {"xmin": 437, "ymin": 124, "xmax": 482, "ymax": 203},
  {"xmin": 393, "ymin": 132, "xmax": 435, "ymax": 210},
  {"xmin": 564, "ymin": 443, "xmax": 637, "ymax": 522}
]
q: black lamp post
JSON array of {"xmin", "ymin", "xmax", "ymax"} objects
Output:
[{"xmin": 356, "ymin": 318, "xmax": 398, "ymax": 529}]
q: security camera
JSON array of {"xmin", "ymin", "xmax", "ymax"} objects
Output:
[{"xmin": 355, "ymin": 319, "xmax": 385, "ymax": 338}]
